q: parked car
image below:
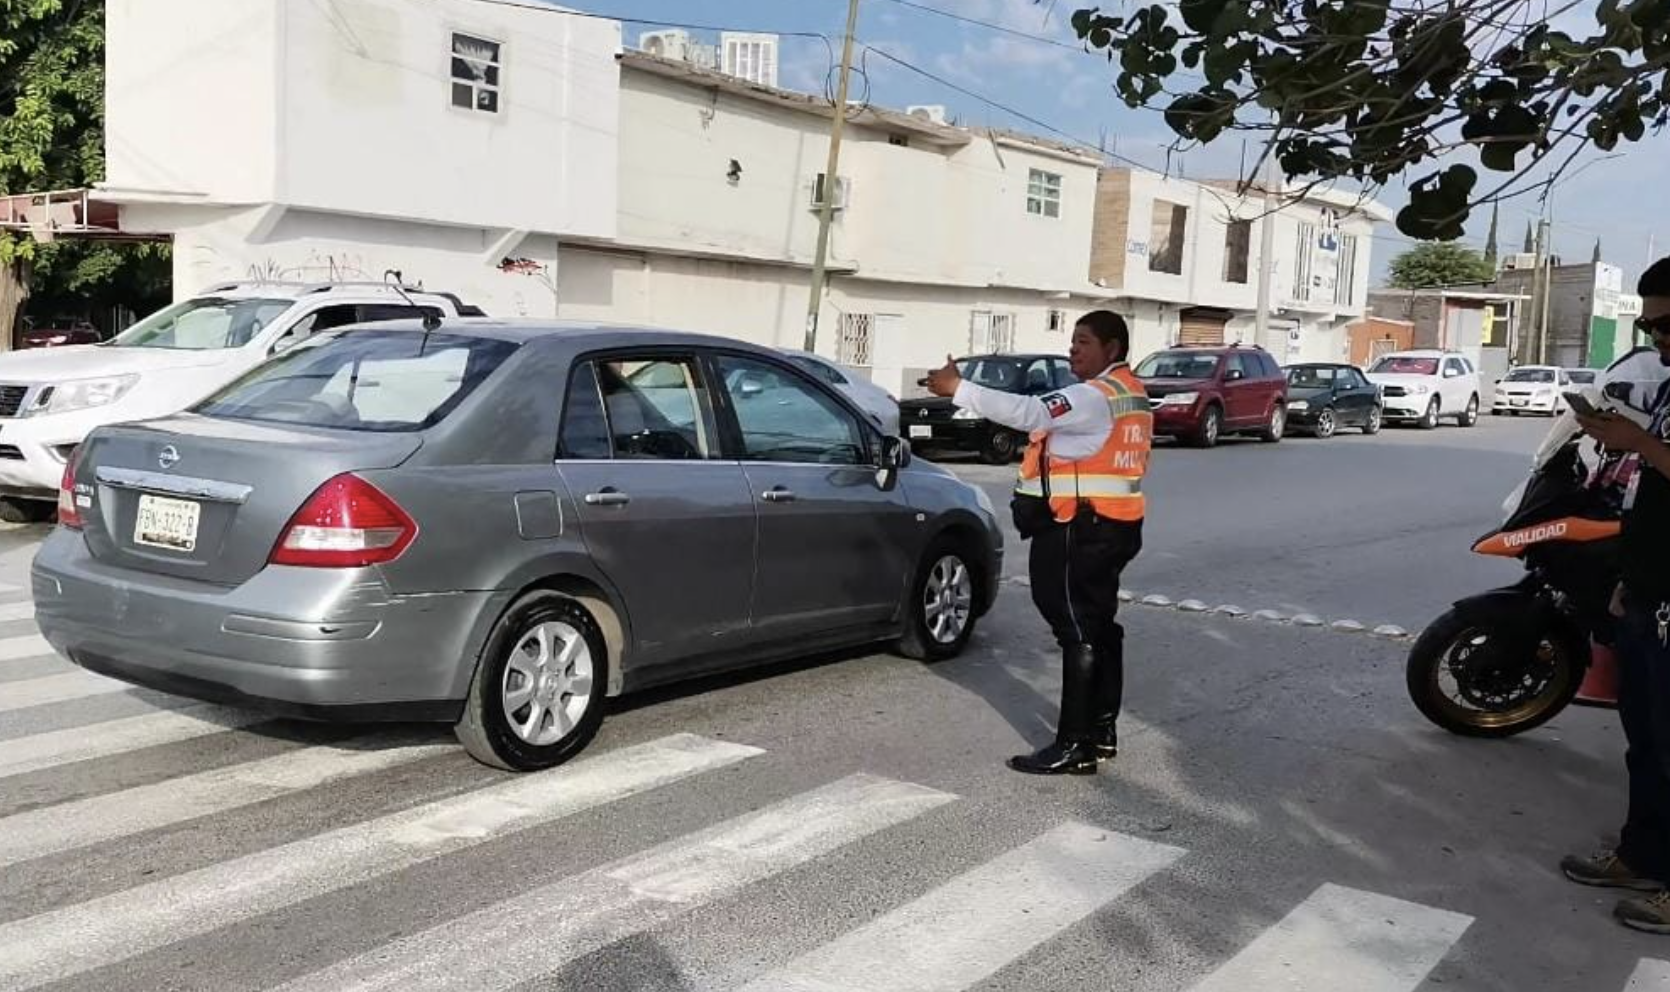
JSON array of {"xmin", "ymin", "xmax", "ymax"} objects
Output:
[
  {"xmin": 1491, "ymin": 364, "xmax": 1573, "ymax": 416},
  {"xmin": 1136, "ymin": 343, "xmax": 1287, "ymax": 447},
  {"xmin": 1366, "ymin": 350, "xmax": 1482, "ymax": 429},
  {"xmin": 0, "ymin": 281, "xmax": 475, "ymax": 523},
  {"xmin": 778, "ymin": 348, "xmax": 900, "ymax": 436},
  {"xmin": 1565, "ymin": 368, "xmax": 1598, "ymax": 386},
  {"xmin": 33, "ymin": 322, "xmax": 1004, "ymax": 772},
  {"xmin": 17, "ymin": 315, "xmax": 101, "ymax": 349},
  {"xmin": 898, "ymin": 352, "xmax": 1075, "ymax": 463},
  {"xmin": 1283, "ymin": 362, "xmax": 1384, "ymax": 437}
]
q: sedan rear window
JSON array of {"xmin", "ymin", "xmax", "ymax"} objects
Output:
[{"xmin": 196, "ymin": 330, "xmax": 516, "ymax": 431}]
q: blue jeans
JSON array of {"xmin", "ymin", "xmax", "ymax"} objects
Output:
[{"xmin": 1617, "ymin": 597, "xmax": 1670, "ymax": 883}]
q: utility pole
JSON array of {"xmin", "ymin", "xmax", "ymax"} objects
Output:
[
  {"xmin": 1253, "ymin": 153, "xmax": 1279, "ymax": 352},
  {"xmin": 1535, "ymin": 217, "xmax": 1553, "ymax": 365},
  {"xmin": 803, "ymin": 0, "xmax": 862, "ymax": 354}
]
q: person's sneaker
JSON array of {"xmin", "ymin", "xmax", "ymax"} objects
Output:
[
  {"xmin": 1617, "ymin": 891, "xmax": 1670, "ymax": 934},
  {"xmin": 1561, "ymin": 850, "xmax": 1664, "ymax": 891}
]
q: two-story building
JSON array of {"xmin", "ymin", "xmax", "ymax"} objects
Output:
[{"xmin": 82, "ymin": 0, "xmax": 1387, "ymax": 398}]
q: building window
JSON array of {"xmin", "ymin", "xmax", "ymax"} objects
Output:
[
  {"xmin": 969, "ymin": 311, "xmax": 1016, "ymax": 354},
  {"xmin": 838, "ymin": 313, "xmax": 873, "ymax": 367},
  {"xmin": 1047, "ymin": 309, "xmax": 1068, "ymax": 333},
  {"xmin": 1149, "ymin": 202, "xmax": 1188, "ymax": 275},
  {"xmin": 451, "ymin": 33, "xmax": 502, "ymax": 114},
  {"xmin": 1292, "ymin": 222, "xmax": 1317, "ymax": 300},
  {"xmin": 1223, "ymin": 220, "xmax": 1252, "ymax": 284},
  {"xmin": 1027, "ymin": 169, "xmax": 1062, "ymax": 218},
  {"xmin": 1334, "ymin": 234, "xmax": 1359, "ymax": 306}
]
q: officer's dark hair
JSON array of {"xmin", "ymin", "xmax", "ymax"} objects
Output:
[
  {"xmin": 1641, "ymin": 256, "xmax": 1670, "ymax": 299},
  {"xmin": 1076, "ymin": 310, "xmax": 1130, "ymax": 361}
]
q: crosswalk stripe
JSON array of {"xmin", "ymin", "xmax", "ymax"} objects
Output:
[
  {"xmin": 0, "ymin": 735, "xmax": 456, "ymax": 869},
  {"xmin": 1628, "ymin": 959, "xmax": 1670, "ymax": 990},
  {"xmin": 0, "ymin": 732, "xmax": 761, "ymax": 991},
  {"xmin": 0, "ymin": 669, "xmax": 128, "ymax": 713},
  {"xmin": 734, "ymin": 821, "xmax": 1185, "ymax": 992},
  {"xmin": 0, "ymin": 634, "xmax": 50, "ymax": 663},
  {"xmin": 0, "ymin": 601, "xmax": 36, "ymax": 624},
  {"xmin": 270, "ymin": 772, "xmax": 957, "ymax": 992},
  {"xmin": 0, "ymin": 705, "xmax": 264, "ymax": 780},
  {"xmin": 1186, "ymin": 883, "xmax": 1472, "ymax": 992}
]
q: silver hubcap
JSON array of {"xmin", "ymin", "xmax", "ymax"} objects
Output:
[
  {"xmin": 1205, "ymin": 413, "xmax": 1219, "ymax": 443},
  {"xmin": 501, "ymin": 621, "xmax": 595, "ymax": 746},
  {"xmin": 1271, "ymin": 407, "xmax": 1285, "ymax": 435},
  {"xmin": 923, "ymin": 555, "xmax": 973, "ymax": 645},
  {"xmin": 1318, "ymin": 410, "xmax": 1334, "ymax": 436},
  {"xmin": 1370, "ymin": 408, "xmax": 1381, "ymax": 429}
]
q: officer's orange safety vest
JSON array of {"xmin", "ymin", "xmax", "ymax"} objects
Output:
[{"xmin": 1013, "ymin": 366, "xmax": 1151, "ymax": 523}]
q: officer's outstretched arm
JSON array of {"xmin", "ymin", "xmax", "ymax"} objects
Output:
[{"xmin": 951, "ymin": 381, "xmax": 1111, "ymax": 437}]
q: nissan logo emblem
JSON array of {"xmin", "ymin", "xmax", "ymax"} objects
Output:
[
  {"xmin": 158, "ymin": 445, "xmax": 180, "ymax": 470},
  {"xmin": 919, "ymin": 408, "xmax": 929, "ymax": 419}
]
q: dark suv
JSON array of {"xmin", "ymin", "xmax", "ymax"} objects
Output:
[
  {"xmin": 1135, "ymin": 344, "xmax": 1288, "ymax": 447},
  {"xmin": 899, "ymin": 353, "xmax": 1075, "ymax": 463}
]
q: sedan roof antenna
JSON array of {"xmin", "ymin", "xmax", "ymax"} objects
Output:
[{"xmin": 384, "ymin": 269, "xmax": 442, "ymax": 355}]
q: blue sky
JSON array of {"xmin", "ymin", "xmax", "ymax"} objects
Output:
[{"xmin": 571, "ymin": 0, "xmax": 1668, "ymax": 288}]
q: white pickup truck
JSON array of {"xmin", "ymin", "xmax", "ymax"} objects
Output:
[{"xmin": 0, "ymin": 281, "xmax": 479, "ymax": 520}]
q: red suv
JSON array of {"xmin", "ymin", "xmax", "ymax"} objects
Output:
[{"xmin": 1135, "ymin": 344, "xmax": 1288, "ymax": 447}]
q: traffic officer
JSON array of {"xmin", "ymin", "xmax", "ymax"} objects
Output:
[{"xmin": 926, "ymin": 310, "xmax": 1150, "ymax": 776}]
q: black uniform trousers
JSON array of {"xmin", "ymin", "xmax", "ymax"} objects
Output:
[
  {"xmin": 1617, "ymin": 597, "xmax": 1670, "ymax": 883},
  {"xmin": 1027, "ymin": 511, "xmax": 1143, "ymax": 742}
]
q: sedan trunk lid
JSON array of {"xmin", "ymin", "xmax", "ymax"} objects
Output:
[{"xmin": 71, "ymin": 414, "xmax": 423, "ymax": 586}]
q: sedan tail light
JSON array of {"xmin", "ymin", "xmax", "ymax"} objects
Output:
[
  {"xmin": 270, "ymin": 475, "xmax": 417, "ymax": 568},
  {"xmin": 57, "ymin": 456, "xmax": 83, "ymax": 530}
]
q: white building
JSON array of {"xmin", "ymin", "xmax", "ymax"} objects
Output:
[{"xmin": 93, "ymin": 0, "xmax": 1387, "ymax": 397}]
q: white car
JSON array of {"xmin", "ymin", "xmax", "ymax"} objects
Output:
[
  {"xmin": 1492, "ymin": 365, "xmax": 1574, "ymax": 416},
  {"xmin": 1365, "ymin": 350, "xmax": 1482, "ymax": 429},
  {"xmin": 778, "ymin": 348, "xmax": 901, "ymax": 436},
  {"xmin": 0, "ymin": 281, "xmax": 473, "ymax": 521}
]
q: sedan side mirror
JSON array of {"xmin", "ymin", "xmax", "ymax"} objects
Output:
[
  {"xmin": 737, "ymin": 374, "xmax": 765, "ymax": 398},
  {"xmin": 876, "ymin": 435, "xmax": 910, "ymax": 490}
]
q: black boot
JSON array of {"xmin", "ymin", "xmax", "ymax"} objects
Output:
[
  {"xmin": 1092, "ymin": 627, "xmax": 1124, "ymax": 760},
  {"xmin": 1008, "ymin": 644, "xmax": 1099, "ymax": 776}
]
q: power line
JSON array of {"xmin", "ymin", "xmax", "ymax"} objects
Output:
[
  {"xmin": 869, "ymin": 0, "xmax": 1081, "ymax": 52},
  {"xmin": 473, "ymin": 0, "xmax": 837, "ymax": 51}
]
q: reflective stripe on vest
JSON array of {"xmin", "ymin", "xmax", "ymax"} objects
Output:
[{"xmin": 1014, "ymin": 474, "xmax": 1143, "ymax": 498}]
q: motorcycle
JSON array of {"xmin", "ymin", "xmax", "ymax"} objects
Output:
[{"xmin": 1405, "ymin": 348, "xmax": 1669, "ymax": 738}]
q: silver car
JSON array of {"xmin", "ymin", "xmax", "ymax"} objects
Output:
[
  {"xmin": 32, "ymin": 322, "xmax": 1004, "ymax": 770},
  {"xmin": 777, "ymin": 348, "xmax": 901, "ymax": 437}
]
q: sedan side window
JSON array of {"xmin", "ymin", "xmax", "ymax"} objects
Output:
[
  {"xmin": 568, "ymin": 357, "xmax": 715, "ymax": 461},
  {"xmin": 558, "ymin": 361, "xmax": 612, "ymax": 460},
  {"xmin": 717, "ymin": 355, "xmax": 866, "ymax": 465}
]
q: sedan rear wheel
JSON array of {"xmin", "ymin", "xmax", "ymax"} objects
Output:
[
  {"xmin": 457, "ymin": 592, "xmax": 609, "ymax": 771},
  {"xmin": 896, "ymin": 538, "xmax": 980, "ymax": 662}
]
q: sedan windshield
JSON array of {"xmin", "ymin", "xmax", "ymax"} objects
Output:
[
  {"xmin": 1136, "ymin": 353, "xmax": 1221, "ymax": 378},
  {"xmin": 1505, "ymin": 368, "xmax": 1556, "ymax": 383},
  {"xmin": 1287, "ymin": 367, "xmax": 1338, "ymax": 388},
  {"xmin": 108, "ymin": 297, "xmax": 295, "ymax": 351},
  {"xmin": 196, "ymin": 330, "xmax": 517, "ymax": 431},
  {"xmin": 1371, "ymin": 357, "xmax": 1440, "ymax": 375},
  {"xmin": 956, "ymin": 358, "xmax": 1028, "ymax": 391}
]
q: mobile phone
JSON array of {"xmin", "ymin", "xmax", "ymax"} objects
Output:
[{"xmin": 1564, "ymin": 392, "xmax": 1599, "ymax": 417}]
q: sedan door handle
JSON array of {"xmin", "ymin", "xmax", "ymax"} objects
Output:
[
  {"xmin": 761, "ymin": 488, "xmax": 797, "ymax": 503},
  {"xmin": 584, "ymin": 490, "xmax": 631, "ymax": 507}
]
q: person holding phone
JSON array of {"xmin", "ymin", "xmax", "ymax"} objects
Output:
[{"xmin": 1563, "ymin": 256, "xmax": 1670, "ymax": 934}]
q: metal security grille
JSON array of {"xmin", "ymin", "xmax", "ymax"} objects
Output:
[{"xmin": 838, "ymin": 313, "xmax": 873, "ymax": 367}]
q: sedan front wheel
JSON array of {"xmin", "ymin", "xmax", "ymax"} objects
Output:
[{"xmin": 896, "ymin": 538, "xmax": 980, "ymax": 662}]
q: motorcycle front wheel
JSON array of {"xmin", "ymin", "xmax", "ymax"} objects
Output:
[{"xmin": 1406, "ymin": 607, "xmax": 1586, "ymax": 738}]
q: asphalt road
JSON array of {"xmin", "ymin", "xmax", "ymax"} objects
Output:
[{"xmin": 0, "ymin": 414, "xmax": 1662, "ymax": 992}]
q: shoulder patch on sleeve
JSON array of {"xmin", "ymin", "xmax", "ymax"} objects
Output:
[{"xmin": 1043, "ymin": 393, "xmax": 1073, "ymax": 418}]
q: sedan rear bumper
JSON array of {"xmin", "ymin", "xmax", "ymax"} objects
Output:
[{"xmin": 31, "ymin": 529, "xmax": 503, "ymax": 722}]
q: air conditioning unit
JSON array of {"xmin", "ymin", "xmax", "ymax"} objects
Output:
[
  {"xmin": 907, "ymin": 104, "xmax": 949, "ymax": 125},
  {"xmin": 639, "ymin": 29, "xmax": 692, "ymax": 61},
  {"xmin": 809, "ymin": 174, "xmax": 851, "ymax": 211}
]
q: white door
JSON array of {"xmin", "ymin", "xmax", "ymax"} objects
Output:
[{"xmin": 1441, "ymin": 357, "xmax": 1470, "ymax": 411}]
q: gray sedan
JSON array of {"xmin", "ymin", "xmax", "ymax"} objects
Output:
[{"xmin": 32, "ymin": 322, "xmax": 1004, "ymax": 770}]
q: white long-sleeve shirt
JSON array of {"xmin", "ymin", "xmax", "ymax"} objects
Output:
[{"xmin": 951, "ymin": 364, "xmax": 1124, "ymax": 461}]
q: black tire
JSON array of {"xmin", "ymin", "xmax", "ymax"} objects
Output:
[
  {"xmin": 895, "ymin": 536, "xmax": 981, "ymax": 662},
  {"xmin": 1362, "ymin": 405, "xmax": 1383, "ymax": 435},
  {"xmin": 1405, "ymin": 607, "xmax": 1584, "ymax": 738},
  {"xmin": 980, "ymin": 429, "xmax": 1022, "ymax": 466},
  {"xmin": 1458, "ymin": 394, "xmax": 1480, "ymax": 427},
  {"xmin": 0, "ymin": 498, "xmax": 54, "ymax": 525},
  {"xmin": 1190, "ymin": 405, "xmax": 1223, "ymax": 448},
  {"xmin": 456, "ymin": 592, "xmax": 610, "ymax": 771},
  {"xmin": 1313, "ymin": 407, "xmax": 1337, "ymax": 439},
  {"xmin": 1419, "ymin": 397, "xmax": 1441, "ymax": 430},
  {"xmin": 1259, "ymin": 403, "xmax": 1285, "ymax": 443}
]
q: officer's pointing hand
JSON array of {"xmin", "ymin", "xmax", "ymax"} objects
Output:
[{"xmin": 925, "ymin": 354, "xmax": 962, "ymax": 398}]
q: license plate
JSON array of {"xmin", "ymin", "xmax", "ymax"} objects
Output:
[
  {"xmin": 1511, "ymin": 398, "xmax": 1529, "ymax": 406},
  {"xmin": 134, "ymin": 494, "xmax": 201, "ymax": 553},
  {"xmin": 909, "ymin": 424, "xmax": 933, "ymax": 439}
]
